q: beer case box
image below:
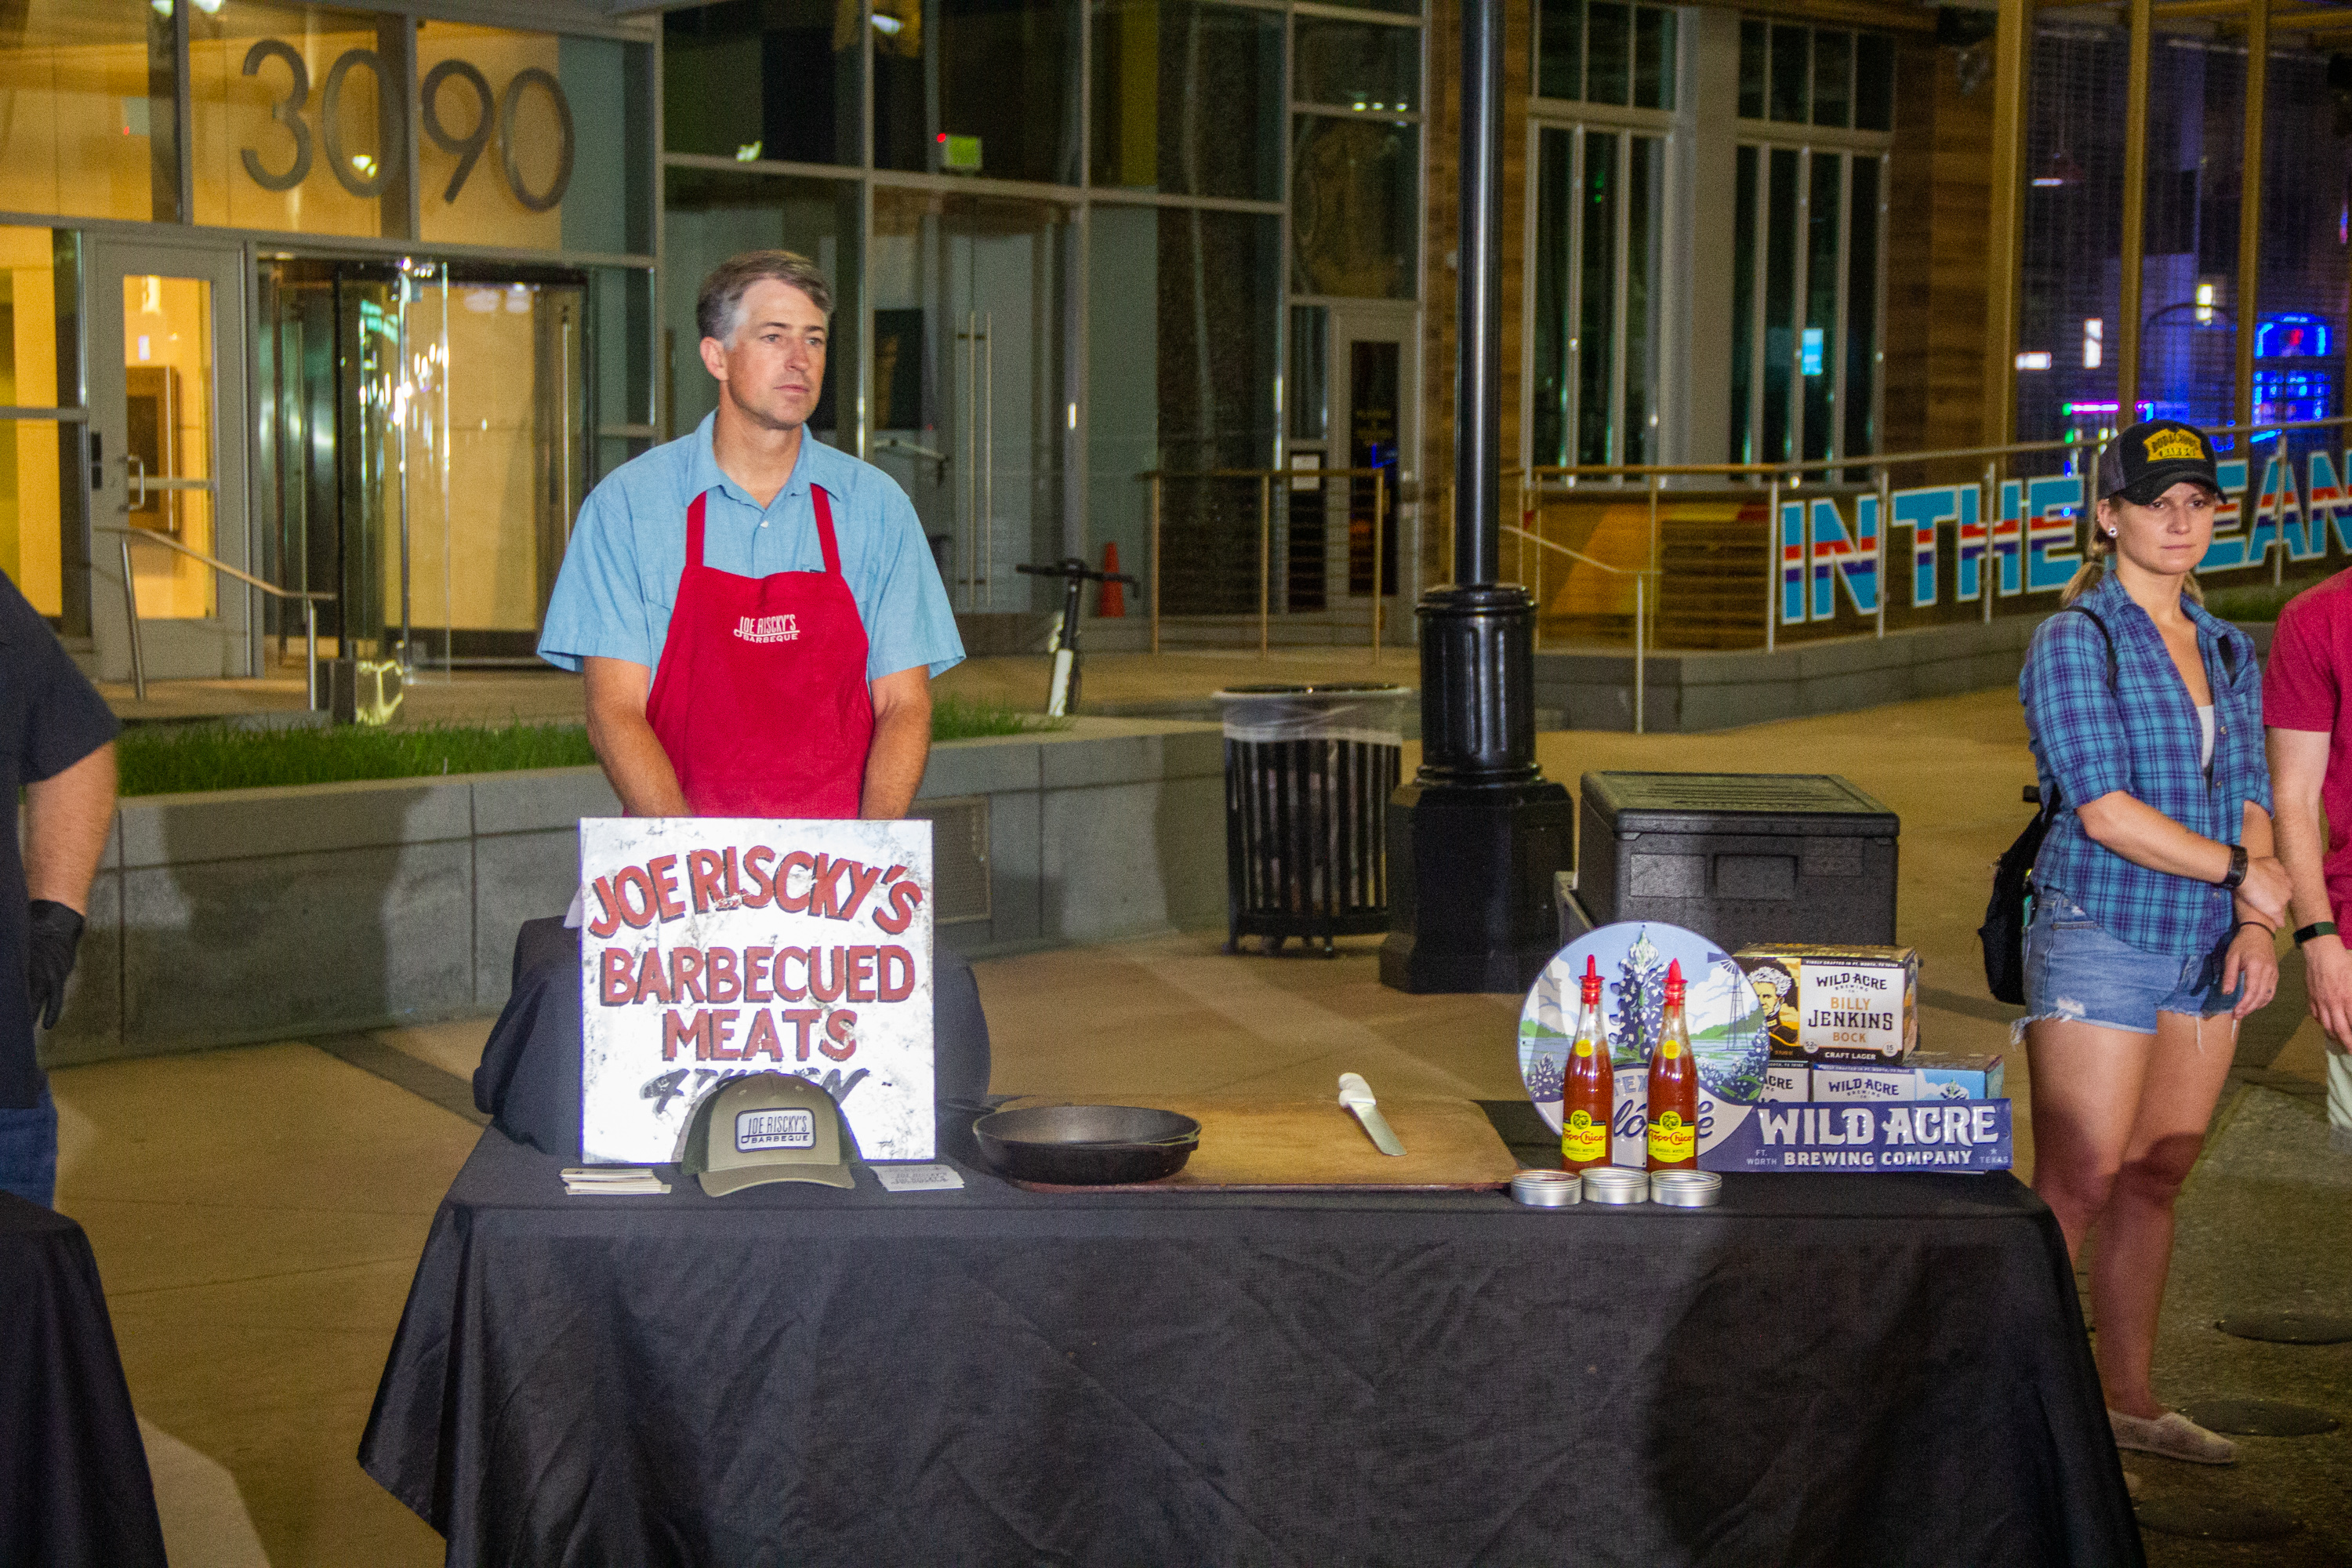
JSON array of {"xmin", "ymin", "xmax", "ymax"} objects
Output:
[
  {"xmin": 1812, "ymin": 1054, "xmax": 2004, "ymax": 1103},
  {"xmin": 1762, "ymin": 1063, "xmax": 1810, "ymax": 1102},
  {"xmin": 1736, "ymin": 943, "xmax": 1919, "ymax": 1065}
]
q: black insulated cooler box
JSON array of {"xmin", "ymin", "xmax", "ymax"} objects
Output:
[{"xmin": 1569, "ymin": 771, "xmax": 1898, "ymax": 949}]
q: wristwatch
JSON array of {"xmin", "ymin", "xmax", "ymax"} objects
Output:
[
  {"xmin": 2295, "ymin": 921, "xmax": 2339, "ymax": 946},
  {"xmin": 2219, "ymin": 844, "xmax": 2249, "ymax": 891}
]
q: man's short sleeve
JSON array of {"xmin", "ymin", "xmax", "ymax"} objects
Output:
[
  {"xmin": 1, "ymin": 575, "xmax": 118, "ymax": 783},
  {"xmin": 859, "ymin": 481, "xmax": 964, "ymax": 681},
  {"xmin": 2023, "ymin": 611, "xmax": 2131, "ymax": 808},
  {"xmin": 537, "ymin": 481, "xmax": 654, "ymax": 673},
  {"xmin": 2263, "ymin": 590, "xmax": 2339, "ymax": 734}
]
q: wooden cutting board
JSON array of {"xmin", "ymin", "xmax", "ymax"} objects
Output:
[{"xmin": 1007, "ymin": 1095, "xmax": 1521, "ymax": 1192}]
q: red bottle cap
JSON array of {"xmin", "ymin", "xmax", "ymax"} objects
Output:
[
  {"xmin": 1581, "ymin": 953, "xmax": 1602, "ymax": 1005},
  {"xmin": 1664, "ymin": 958, "xmax": 1685, "ymax": 1004}
]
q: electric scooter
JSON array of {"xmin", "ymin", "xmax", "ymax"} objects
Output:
[{"xmin": 1013, "ymin": 557, "xmax": 1140, "ymax": 717}]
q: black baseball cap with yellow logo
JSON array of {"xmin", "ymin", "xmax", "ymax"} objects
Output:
[{"xmin": 2096, "ymin": 419, "xmax": 2223, "ymax": 505}]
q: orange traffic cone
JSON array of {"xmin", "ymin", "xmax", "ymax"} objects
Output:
[{"xmin": 1099, "ymin": 543, "xmax": 1126, "ymax": 618}]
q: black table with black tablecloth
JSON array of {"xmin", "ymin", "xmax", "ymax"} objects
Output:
[
  {"xmin": 360, "ymin": 1125, "xmax": 2140, "ymax": 1568},
  {"xmin": 1, "ymin": 1192, "xmax": 168, "ymax": 1568}
]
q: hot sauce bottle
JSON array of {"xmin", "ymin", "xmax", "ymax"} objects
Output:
[
  {"xmin": 1559, "ymin": 955, "xmax": 1613, "ymax": 1173},
  {"xmin": 1647, "ymin": 960, "xmax": 1699, "ymax": 1171}
]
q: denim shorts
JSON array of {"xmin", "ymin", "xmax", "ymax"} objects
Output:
[{"xmin": 2022, "ymin": 887, "xmax": 2239, "ymax": 1036}]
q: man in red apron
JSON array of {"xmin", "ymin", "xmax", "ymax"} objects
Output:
[
  {"xmin": 491, "ymin": 252, "xmax": 982, "ymax": 1155},
  {"xmin": 542, "ymin": 250, "xmax": 960, "ymax": 818}
]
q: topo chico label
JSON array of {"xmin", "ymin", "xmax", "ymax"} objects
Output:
[
  {"xmin": 1562, "ymin": 1109, "xmax": 1608, "ymax": 1163},
  {"xmin": 1648, "ymin": 1109, "xmax": 1696, "ymax": 1164}
]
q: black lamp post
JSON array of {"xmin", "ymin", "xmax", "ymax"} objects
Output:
[{"xmin": 1378, "ymin": 0, "xmax": 1572, "ymax": 994}]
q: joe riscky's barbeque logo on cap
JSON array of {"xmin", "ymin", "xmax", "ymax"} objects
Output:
[
  {"xmin": 2096, "ymin": 419, "xmax": 2222, "ymax": 506},
  {"xmin": 681, "ymin": 1070, "xmax": 860, "ymax": 1195}
]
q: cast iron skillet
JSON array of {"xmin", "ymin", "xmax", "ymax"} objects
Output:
[{"xmin": 972, "ymin": 1105, "xmax": 1202, "ymax": 1185}]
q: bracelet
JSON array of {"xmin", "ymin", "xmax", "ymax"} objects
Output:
[
  {"xmin": 2219, "ymin": 844, "xmax": 2249, "ymax": 891},
  {"xmin": 2230, "ymin": 920, "xmax": 2276, "ymax": 940},
  {"xmin": 2296, "ymin": 921, "xmax": 2339, "ymax": 946}
]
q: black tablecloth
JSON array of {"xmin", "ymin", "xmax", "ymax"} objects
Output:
[
  {"xmin": 361, "ymin": 1130, "xmax": 2140, "ymax": 1568},
  {"xmin": 474, "ymin": 917, "xmax": 994, "ymax": 1162},
  {"xmin": 0, "ymin": 1194, "xmax": 167, "ymax": 1568}
]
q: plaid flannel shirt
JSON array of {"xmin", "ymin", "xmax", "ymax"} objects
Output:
[{"xmin": 2020, "ymin": 570, "xmax": 2270, "ymax": 956}]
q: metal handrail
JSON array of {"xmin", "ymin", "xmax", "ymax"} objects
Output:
[
  {"xmin": 1139, "ymin": 466, "xmax": 1395, "ymax": 662},
  {"xmin": 98, "ymin": 525, "xmax": 333, "ymax": 706},
  {"xmin": 1504, "ymin": 522, "xmax": 1655, "ymax": 734}
]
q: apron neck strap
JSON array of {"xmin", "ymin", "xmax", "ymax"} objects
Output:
[
  {"xmin": 811, "ymin": 485, "xmax": 843, "ymax": 578},
  {"xmin": 686, "ymin": 485, "xmax": 840, "ymax": 575}
]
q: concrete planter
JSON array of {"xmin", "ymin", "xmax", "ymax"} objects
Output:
[{"xmin": 40, "ymin": 717, "xmax": 1224, "ymax": 1069}]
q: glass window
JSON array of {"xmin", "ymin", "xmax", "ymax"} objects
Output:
[
  {"xmin": 1802, "ymin": 151, "xmax": 1841, "ymax": 462},
  {"xmin": 189, "ymin": 2, "xmax": 404, "ymax": 238},
  {"xmin": 662, "ymin": 169, "xmax": 859, "ymax": 446},
  {"xmin": 412, "ymin": 24, "xmax": 649, "ymax": 255},
  {"xmin": 1577, "ymin": 130, "xmax": 1617, "ymax": 465},
  {"xmin": 1289, "ymin": 303, "xmax": 1330, "ymax": 442},
  {"xmin": 1290, "ymin": 117, "xmax": 1417, "ymax": 299},
  {"xmin": 1730, "ymin": 146, "xmax": 1757, "ymax": 463},
  {"xmin": 0, "ymin": 227, "xmax": 81, "ymax": 622},
  {"xmin": 1844, "ymin": 156, "xmax": 1881, "ymax": 461},
  {"xmin": 1731, "ymin": 145, "xmax": 1882, "ymax": 466},
  {"xmin": 1737, "ymin": 19, "xmax": 1766, "ymax": 121},
  {"xmin": 1811, "ymin": 29, "xmax": 1851, "ymax": 129},
  {"xmin": 1531, "ymin": 127, "xmax": 1664, "ymax": 470},
  {"xmin": 662, "ymin": 0, "xmax": 859, "ymax": 168},
  {"xmin": 1089, "ymin": 205, "xmax": 1279, "ymax": 614},
  {"xmin": 1761, "ymin": 146, "xmax": 1798, "ymax": 461},
  {"xmin": 1768, "ymin": 25, "xmax": 1807, "ymax": 125},
  {"xmin": 876, "ymin": 0, "xmax": 1079, "ymax": 186},
  {"xmin": 1539, "ymin": 0, "xmax": 1583, "ymax": 102},
  {"xmin": 0, "ymin": 2, "xmax": 174, "ymax": 224},
  {"xmin": 1855, "ymin": 34, "xmax": 1895, "ymax": 132},
  {"xmin": 121, "ymin": 271, "xmax": 218, "ymax": 622},
  {"xmin": 1632, "ymin": 8, "xmax": 1675, "ymax": 112},
  {"xmin": 1091, "ymin": 0, "xmax": 1281, "ymax": 200},
  {"xmin": 593, "ymin": 266, "xmax": 655, "ymax": 439},
  {"xmin": 1294, "ymin": 19, "xmax": 1418, "ymax": 114},
  {"xmin": 1584, "ymin": 3, "xmax": 1630, "ymax": 107}
]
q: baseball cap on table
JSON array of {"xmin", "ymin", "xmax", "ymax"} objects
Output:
[
  {"xmin": 681, "ymin": 1072, "xmax": 859, "ymax": 1195},
  {"xmin": 2096, "ymin": 419, "xmax": 2222, "ymax": 504}
]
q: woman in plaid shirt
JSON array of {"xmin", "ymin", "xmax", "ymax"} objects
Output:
[{"xmin": 2018, "ymin": 420, "xmax": 2286, "ymax": 1469}]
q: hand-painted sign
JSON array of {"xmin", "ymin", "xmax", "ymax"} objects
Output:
[
  {"xmin": 579, "ymin": 817, "xmax": 934, "ymax": 1166},
  {"xmin": 1777, "ymin": 452, "xmax": 2352, "ymax": 625}
]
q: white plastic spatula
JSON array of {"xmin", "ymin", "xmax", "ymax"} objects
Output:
[{"xmin": 1338, "ymin": 1073, "xmax": 1406, "ymax": 1156}]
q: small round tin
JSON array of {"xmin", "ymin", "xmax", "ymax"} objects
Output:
[
  {"xmin": 1581, "ymin": 1167, "xmax": 1650, "ymax": 1206},
  {"xmin": 1650, "ymin": 1171, "xmax": 1722, "ymax": 1208},
  {"xmin": 1511, "ymin": 1170, "xmax": 1581, "ymax": 1207}
]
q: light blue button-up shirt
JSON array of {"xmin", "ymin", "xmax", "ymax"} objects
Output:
[{"xmin": 537, "ymin": 415, "xmax": 964, "ymax": 684}]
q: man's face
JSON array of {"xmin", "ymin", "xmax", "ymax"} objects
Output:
[{"xmin": 702, "ymin": 278, "xmax": 827, "ymax": 432}]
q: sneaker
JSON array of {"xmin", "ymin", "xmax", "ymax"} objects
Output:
[{"xmin": 2108, "ymin": 1407, "xmax": 2238, "ymax": 1465}]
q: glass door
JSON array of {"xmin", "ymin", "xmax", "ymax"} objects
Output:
[
  {"xmin": 255, "ymin": 259, "xmax": 587, "ymax": 666},
  {"xmin": 1299, "ymin": 301, "xmax": 1414, "ymax": 614},
  {"xmin": 86, "ymin": 238, "xmax": 250, "ymax": 682},
  {"xmin": 869, "ymin": 191, "xmax": 1072, "ymax": 614}
]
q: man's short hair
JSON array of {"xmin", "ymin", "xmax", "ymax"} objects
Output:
[{"xmin": 697, "ymin": 251, "xmax": 833, "ymax": 345}]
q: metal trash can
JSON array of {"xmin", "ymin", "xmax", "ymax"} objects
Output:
[{"xmin": 1214, "ymin": 683, "xmax": 1413, "ymax": 954}]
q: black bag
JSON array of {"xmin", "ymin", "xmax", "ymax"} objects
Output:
[{"xmin": 1980, "ymin": 606, "xmax": 2114, "ymax": 1004}]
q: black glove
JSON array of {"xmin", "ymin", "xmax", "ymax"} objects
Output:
[{"xmin": 27, "ymin": 900, "xmax": 84, "ymax": 1031}]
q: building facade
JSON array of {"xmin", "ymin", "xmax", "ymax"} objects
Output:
[{"xmin": 2, "ymin": 0, "xmax": 2345, "ymax": 684}]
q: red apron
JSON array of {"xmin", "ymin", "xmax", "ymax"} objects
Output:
[{"xmin": 644, "ymin": 485, "xmax": 874, "ymax": 818}]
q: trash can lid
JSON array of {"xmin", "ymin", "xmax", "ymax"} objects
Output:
[
  {"xmin": 1212, "ymin": 683, "xmax": 1413, "ymax": 699},
  {"xmin": 1212, "ymin": 684, "xmax": 1413, "ymax": 743}
]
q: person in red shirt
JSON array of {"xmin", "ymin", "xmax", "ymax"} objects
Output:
[{"xmin": 2259, "ymin": 575, "xmax": 2352, "ymax": 1152}]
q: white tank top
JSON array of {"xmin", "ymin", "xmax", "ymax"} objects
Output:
[{"xmin": 2198, "ymin": 704, "xmax": 2216, "ymax": 769}]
